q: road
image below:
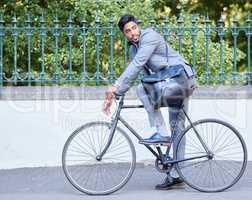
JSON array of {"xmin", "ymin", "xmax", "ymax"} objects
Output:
[{"xmin": 0, "ymin": 162, "xmax": 251, "ymax": 200}]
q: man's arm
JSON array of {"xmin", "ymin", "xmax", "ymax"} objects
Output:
[
  {"xmin": 103, "ymin": 29, "xmax": 160, "ymax": 115},
  {"xmin": 115, "ymin": 30, "xmax": 161, "ymax": 94},
  {"xmin": 103, "ymin": 85, "xmax": 118, "ymax": 115}
]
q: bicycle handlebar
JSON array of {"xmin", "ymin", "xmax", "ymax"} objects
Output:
[
  {"xmin": 113, "ymin": 92, "xmax": 124, "ymax": 100},
  {"xmin": 113, "ymin": 92, "xmax": 145, "ymax": 109}
]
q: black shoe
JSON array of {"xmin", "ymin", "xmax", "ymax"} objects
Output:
[
  {"xmin": 155, "ymin": 177, "xmax": 184, "ymax": 190},
  {"xmin": 139, "ymin": 133, "xmax": 171, "ymax": 145}
]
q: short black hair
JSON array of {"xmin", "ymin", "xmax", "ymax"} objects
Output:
[{"xmin": 118, "ymin": 14, "xmax": 138, "ymax": 32}]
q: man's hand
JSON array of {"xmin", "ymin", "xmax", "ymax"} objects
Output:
[{"xmin": 103, "ymin": 86, "xmax": 118, "ymax": 115}]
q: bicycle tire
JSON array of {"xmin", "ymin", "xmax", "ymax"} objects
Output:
[
  {"xmin": 175, "ymin": 119, "xmax": 247, "ymax": 192},
  {"xmin": 62, "ymin": 121, "xmax": 136, "ymax": 195}
]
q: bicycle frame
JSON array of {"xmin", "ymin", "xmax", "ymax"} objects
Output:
[{"xmin": 97, "ymin": 95, "xmax": 210, "ymax": 165}]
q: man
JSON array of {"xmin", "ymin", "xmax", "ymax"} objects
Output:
[{"xmin": 103, "ymin": 14, "xmax": 196, "ymax": 190}]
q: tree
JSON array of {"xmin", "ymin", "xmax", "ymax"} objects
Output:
[{"xmin": 0, "ymin": 0, "xmax": 248, "ymax": 85}]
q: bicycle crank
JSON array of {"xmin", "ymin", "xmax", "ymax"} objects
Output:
[{"xmin": 155, "ymin": 158, "xmax": 172, "ymax": 173}]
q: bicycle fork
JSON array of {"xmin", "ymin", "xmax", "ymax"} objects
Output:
[
  {"xmin": 96, "ymin": 120, "xmax": 118, "ymax": 161},
  {"xmin": 96, "ymin": 99, "xmax": 124, "ymax": 161}
]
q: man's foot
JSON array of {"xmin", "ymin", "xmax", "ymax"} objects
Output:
[
  {"xmin": 155, "ymin": 177, "xmax": 184, "ymax": 190},
  {"xmin": 139, "ymin": 133, "xmax": 171, "ymax": 145}
]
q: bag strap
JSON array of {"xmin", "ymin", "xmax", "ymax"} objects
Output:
[
  {"xmin": 144, "ymin": 42, "xmax": 169, "ymax": 75},
  {"xmin": 165, "ymin": 43, "xmax": 169, "ymax": 63},
  {"xmin": 143, "ymin": 65, "xmax": 151, "ymax": 75}
]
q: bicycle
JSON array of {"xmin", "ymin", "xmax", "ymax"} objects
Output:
[{"xmin": 62, "ymin": 93, "xmax": 247, "ymax": 195}]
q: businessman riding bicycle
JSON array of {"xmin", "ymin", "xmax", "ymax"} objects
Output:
[{"xmin": 103, "ymin": 14, "xmax": 197, "ymax": 190}]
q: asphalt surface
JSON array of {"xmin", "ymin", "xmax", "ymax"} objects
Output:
[{"xmin": 0, "ymin": 162, "xmax": 251, "ymax": 200}]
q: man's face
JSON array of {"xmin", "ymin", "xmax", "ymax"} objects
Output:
[{"xmin": 123, "ymin": 21, "xmax": 140, "ymax": 43}]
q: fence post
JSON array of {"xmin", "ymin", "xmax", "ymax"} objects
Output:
[
  {"xmin": 67, "ymin": 15, "xmax": 74, "ymax": 82},
  {"xmin": 177, "ymin": 14, "xmax": 184, "ymax": 54},
  {"xmin": 11, "ymin": 14, "xmax": 18, "ymax": 85},
  {"xmin": 246, "ymin": 15, "xmax": 251, "ymax": 85},
  {"xmin": 204, "ymin": 15, "xmax": 211, "ymax": 84},
  {"xmin": 95, "ymin": 15, "xmax": 101, "ymax": 85},
  {"xmin": 25, "ymin": 13, "xmax": 33, "ymax": 86},
  {"xmin": 108, "ymin": 16, "xmax": 114, "ymax": 84},
  {"xmin": 231, "ymin": 17, "xmax": 238, "ymax": 84},
  {"xmin": 53, "ymin": 15, "xmax": 60, "ymax": 84},
  {"xmin": 39, "ymin": 13, "xmax": 46, "ymax": 84},
  {"xmin": 162, "ymin": 17, "xmax": 169, "ymax": 41},
  {"xmin": 217, "ymin": 15, "xmax": 225, "ymax": 84},
  {"xmin": 81, "ymin": 16, "xmax": 87, "ymax": 83},
  {"xmin": 191, "ymin": 14, "xmax": 197, "ymax": 71},
  {"xmin": 0, "ymin": 13, "xmax": 4, "ymax": 87}
]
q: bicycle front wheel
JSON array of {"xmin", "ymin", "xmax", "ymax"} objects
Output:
[
  {"xmin": 175, "ymin": 119, "xmax": 247, "ymax": 192},
  {"xmin": 62, "ymin": 121, "xmax": 136, "ymax": 195}
]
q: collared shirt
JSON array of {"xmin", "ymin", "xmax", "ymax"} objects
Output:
[{"xmin": 114, "ymin": 28, "xmax": 194, "ymax": 94}]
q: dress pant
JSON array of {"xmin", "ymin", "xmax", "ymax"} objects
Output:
[{"xmin": 136, "ymin": 70, "xmax": 195, "ymax": 177}]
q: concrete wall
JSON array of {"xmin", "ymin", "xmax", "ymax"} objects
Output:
[{"xmin": 0, "ymin": 86, "xmax": 251, "ymax": 169}]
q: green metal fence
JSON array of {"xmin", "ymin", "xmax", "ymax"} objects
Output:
[{"xmin": 0, "ymin": 13, "xmax": 251, "ymax": 86}]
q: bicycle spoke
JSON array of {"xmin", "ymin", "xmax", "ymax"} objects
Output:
[
  {"xmin": 179, "ymin": 158, "xmax": 209, "ymax": 170},
  {"xmin": 98, "ymin": 165, "xmax": 106, "ymax": 190},
  {"xmin": 214, "ymin": 138, "xmax": 241, "ymax": 154},
  {"xmin": 68, "ymin": 146, "xmax": 94, "ymax": 157},
  {"xmin": 176, "ymin": 120, "xmax": 247, "ymax": 192},
  {"xmin": 62, "ymin": 122, "xmax": 135, "ymax": 195},
  {"xmin": 106, "ymin": 144, "xmax": 130, "ymax": 154},
  {"xmin": 210, "ymin": 124, "xmax": 224, "ymax": 151},
  {"xmin": 212, "ymin": 128, "xmax": 230, "ymax": 152},
  {"xmin": 73, "ymin": 138, "xmax": 95, "ymax": 157}
]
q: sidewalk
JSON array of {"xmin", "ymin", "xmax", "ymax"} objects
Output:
[{"xmin": 0, "ymin": 162, "xmax": 251, "ymax": 200}]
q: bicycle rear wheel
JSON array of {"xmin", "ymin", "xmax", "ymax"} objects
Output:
[
  {"xmin": 175, "ymin": 119, "xmax": 247, "ymax": 192},
  {"xmin": 62, "ymin": 121, "xmax": 136, "ymax": 195}
]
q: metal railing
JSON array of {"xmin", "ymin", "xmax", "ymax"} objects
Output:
[{"xmin": 0, "ymin": 14, "xmax": 251, "ymax": 86}]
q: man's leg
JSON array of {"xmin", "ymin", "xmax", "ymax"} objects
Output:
[
  {"xmin": 136, "ymin": 84, "xmax": 169, "ymax": 136},
  {"xmin": 169, "ymin": 97, "xmax": 188, "ymax": 178},
  {"xmin": 155, "ymin": 98, "xmax": 189, "ymax": 190}
]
